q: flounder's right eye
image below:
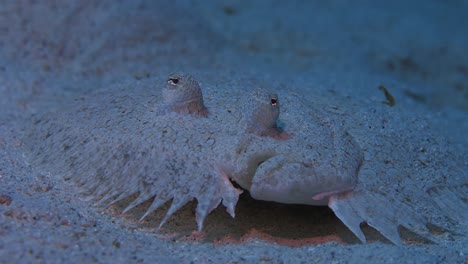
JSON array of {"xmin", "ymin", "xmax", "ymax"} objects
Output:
[{"xmin": 270, "ymin": 97, "xmax": 278, "ymax": 106}]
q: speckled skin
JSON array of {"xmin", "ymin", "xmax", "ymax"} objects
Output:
[
  {"xmin": 28, "ymin": 74, "xmax": 245, "ymax": 230},
  {"xmin": 24, "ymin": 73, "xmax": 462, "ymax": 245}
]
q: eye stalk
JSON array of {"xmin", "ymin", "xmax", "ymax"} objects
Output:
[
  {"xmin": 246, "ymin": 90, "xmax": 287, "ymax": 139},
  {"xmin": 161, "ymin": 73, "xmax": 208, "ymax": 117}
]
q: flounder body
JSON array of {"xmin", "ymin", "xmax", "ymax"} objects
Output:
[{"xmin": 24, "ymin": 72, "xmax": 464, "ymax": 245}]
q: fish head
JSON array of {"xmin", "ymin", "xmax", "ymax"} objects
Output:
[{"xmin": 234, "ymin": 90, "xmax": 363, "ymax": 206}]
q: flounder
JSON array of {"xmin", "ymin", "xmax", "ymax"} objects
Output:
[{"xmin": 24, "ymin": 72, "xmax": 465, "ymax": 245}]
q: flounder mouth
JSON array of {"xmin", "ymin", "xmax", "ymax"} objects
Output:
[{"xmin": 247, "ymin": 154, "xmax": 357, "ymax": 206}]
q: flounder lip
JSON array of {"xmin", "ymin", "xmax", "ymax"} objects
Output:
[
  {"xmin": 250, "ymin": 180, "xmax": 354, "ymax": 206},
  {"xmin": 311, "ymin": 188, "xmax": 354, "ymax": 201}
]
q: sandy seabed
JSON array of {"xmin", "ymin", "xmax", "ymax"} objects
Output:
[{"xmin": 0, "ymin": 1, "xmax": 467, "ymax": 263}]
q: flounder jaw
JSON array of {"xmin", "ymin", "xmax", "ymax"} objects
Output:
[
  {"xmin": 248, "ymin": 154, "xmax": 358, "ymax": 206},
  {"xmin": 162, "ymin": 72, "xmax": 209, "ymax": 117}
]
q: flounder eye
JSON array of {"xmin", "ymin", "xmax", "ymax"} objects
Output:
[
  {"xmin": 270, "ymin": 97, "xmax": 278, "ymax": 106},
  {"xmin": 246, "ymin": 90, "xmax": 284, "ymax": 138},
  {"xmin": 162, "ymin": 73, "xmax": 209, "ymax": 117},
  {"xmin": 168, "ymin": 77, "xmax": 179, "ymax": 85}
]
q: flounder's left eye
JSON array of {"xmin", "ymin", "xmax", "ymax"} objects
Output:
[
  {"xmin": 162, "ymin": 73, "xmax": 209, "ymax": 117},
  {"xmin": 168, "ymin": 77, "xmax": 179, "ymax": 85}
]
